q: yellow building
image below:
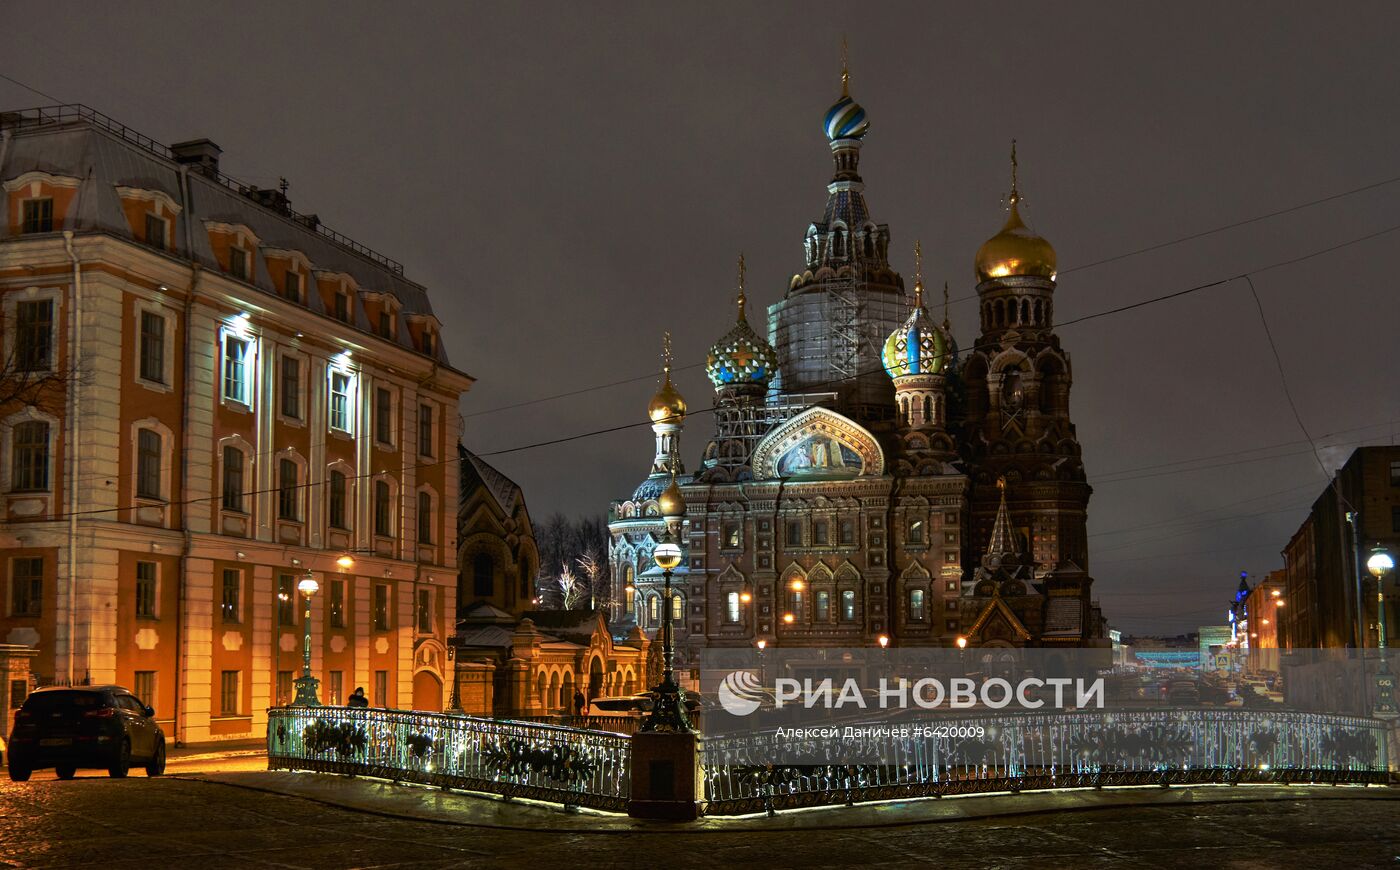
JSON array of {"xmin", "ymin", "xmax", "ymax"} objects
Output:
[{"xmin": 0, "ymin": 106, "xmax": 471, "ymax": 743}]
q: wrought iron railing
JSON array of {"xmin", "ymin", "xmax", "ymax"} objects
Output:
[
  {"xmin": 699, "ymin": 709, "xmax": 1393, "ymax": 816},
  {"xmin": 510, "ymin": 714, "xmax": 643, "ymax": 735},
  {"xmin": 267, "ymin": 706, "xmax": 631, "ymax": 812}
]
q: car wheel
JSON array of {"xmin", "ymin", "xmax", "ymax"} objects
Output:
[
  {"xmin": 55, "ymin": 765, "xmax": 77, "ymax": 780},
  {"xmin": 8, "ymin": 764, "xmax": 31, "ymax": 782},
  {"xmin": 109, "ymin": 739, "xmax": 131, "ymax": 779},
  {"xmin": 145, "ymin": 740, "xmax": 166, "ymax": 777}
]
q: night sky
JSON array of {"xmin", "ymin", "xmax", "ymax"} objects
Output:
[{"xmin": 5, "ymin": 3, "xmax": 1398, "ymax": 634}]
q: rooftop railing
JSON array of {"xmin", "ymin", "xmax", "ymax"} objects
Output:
[{"xmin": 1, "ymin": 105, "xmax": 406, "ymax": 275}]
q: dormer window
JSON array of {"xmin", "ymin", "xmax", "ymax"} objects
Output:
[
  {"xmin": 419, "ymin": 330, "xmax": 435, "ymax": 355},
  {"xmin": 283, "ymin": 271, "xmax": 302, "ymax": 303},
  {"xmin": 229, "ymin": 247, "xmax": 250, "ymax": 280},
  {"xmin": 21, "ymin": 198, "xmax": 53, "ymax": 234},
  {"xmin": 377, "ymin": 309, "xmax": 394, "ymax": 339},
  {"xmin": 334, "ymin": 291, "xmax": 350, "ymax": 323},
  {"xmin": 145, "ymin": 213, "xmax": 168, "ymax": 250}
]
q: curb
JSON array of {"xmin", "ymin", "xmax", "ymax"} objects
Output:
[
  {"xmin": 179, "ymin": 773, "xmax": 1400, "ymax": 835},
  {"xmin": 169, "ymin": 749, "xmax": 267, "ymax": 763}
]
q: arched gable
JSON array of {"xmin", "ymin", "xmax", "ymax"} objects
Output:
[{"xmin": 751, "ymin": 406, "xmax": 884, "ymax": 480}]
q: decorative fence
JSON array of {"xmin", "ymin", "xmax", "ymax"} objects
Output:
[
  {"xmin": 699, "ymin": 710, "xmax": 1393, "ymax": 816},
  {"xmin": 266, "ymin": 707, "xmax": 632, "ymax": 812},
  {"xmin": 268, "ymin": 707, "xmax": 1391, "ymax": 818}
]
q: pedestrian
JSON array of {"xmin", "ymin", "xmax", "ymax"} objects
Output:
[
  {"xmin": 573, "ymin": 689, "xmax": 586, "ymax": 717},
  {"xmin": 348, "ymin": 687, "xmax": 369, "ymax": 708}
]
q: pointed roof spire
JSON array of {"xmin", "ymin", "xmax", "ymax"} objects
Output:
[
  {"xmin": 1009, "ymin": 138, "xmax": 1020, "ymax": 206},
  {"xmin": 912, "ymin": 240, "xmax": 924, "ymax": 308},
  {"xmin": 735, "ymin": 252, "xmax": 747, "ymax": 323},
  {"xmin": 840, "ymin": 36, "xmax": 850, "ymax": 97},
  {"xmin": 648, "ymin": 330, "xmax": 687, "ymax": 423},
  {"xmin": 662, "ymin": 330, "xmax": 673, "ymax": 377},
  {"xmin": 942, "ymin": 280, "xmax": 950, "ymax": 330},
  {"xmin": 986, "ymin": 476, "xmax": 1018, "ymax": 558}
]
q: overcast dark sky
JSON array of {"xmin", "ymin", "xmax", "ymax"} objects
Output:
[{"xmin": 5, "ymin": 3, "xmax": 1398, "ymax": 634}]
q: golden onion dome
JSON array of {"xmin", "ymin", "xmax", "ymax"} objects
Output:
[
  {"xmin": 658, "ymin": 475, "xmax": 686, "ymax": 519},
  {"xmin": 647, "ymin": 332, "xmax": 686, "ymax": 424},
  {"xmin": 975, "ymin": 196, "xmax": 1056, "ymax": 283},
  {"xmin": 648, "ymin": 376, "xmax": 686, "ymax": 424}
]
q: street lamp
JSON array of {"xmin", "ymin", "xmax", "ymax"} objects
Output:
[
  {"xmin": 1366, "ymin": 547, "xmax": 1395, "ymax": 717},
  {"xmin": 291, "ymin": 571, "xmax": 321, "ymax": 706},
  {"xmin": 640, "ymin": 474, "xmax": 690, "ymax": 733},
  {"xmin": 756, "ymin": 638, "xmax": 767, "ymax": 686},
  {"xmin": 336, "ymin": 553, "xmax": 356, "ymax": 570}
]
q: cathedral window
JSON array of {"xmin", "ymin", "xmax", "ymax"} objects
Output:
[
  {"xmin": 908, "ymin": 588, "xmax": 926, "ymax": 622},
  {"xmin": 908, "ymin": 519, "xmax": 924, "ymax": 545},
  {"xmin": 649, "ymin": 595, "xmax": 659, "ymax": 623},
  {"xmin": 671, "ymin": 593, "xmax": 683, "ymax": 620},
  {"xmin": 785, "ymin": 520, "xmax": 802, "ymax": 547},
  {"xmin": 840, "ymin": 589, "xmax": 856, "ymax": 622},
  {"xmin": 815, "ymin": 590, "xmax": 831, "ymax": 622},
  {"xmin": 724, "ymin": 523, "xmax": 740, "ymax": 548},
  {"xmin": 813, "ymin": 520, "xmax": 829, "ymax": 546},
  {"xmin": 839, "ymin": 520, "xmax": 856, "ymax": 545},
  {"xmin": 473, "ymin": 553, "xmax": 494, "ymax": 597}
]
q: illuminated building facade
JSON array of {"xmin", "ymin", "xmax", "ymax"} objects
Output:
[
  {"xmin": 608, "ymin": 71, "xmax": 1105, "ymax": 656},
  {"xmin": 0, "ymin": 106, "xmax": 470, "ymax": 742}
]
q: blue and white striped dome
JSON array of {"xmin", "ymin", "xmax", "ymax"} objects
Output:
[{"xmin": 823, "ymin": 95, "xmax": 869, "ymax": 141}]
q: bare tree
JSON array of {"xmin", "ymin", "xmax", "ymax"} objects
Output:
[
  {"xmin": 577, "ymin": 551, "xmax": 603, "ymax": 610},
  {"xmin": 556, "ymin": 563, "xmax": 587, "ymax": 610}
]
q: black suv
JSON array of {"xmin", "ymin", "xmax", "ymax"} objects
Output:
[{"xmin": 7, "ymin": 686, "xmax": 166, "ymax": 781}]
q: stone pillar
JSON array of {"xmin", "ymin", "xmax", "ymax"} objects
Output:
[{"xmin": 628, "ymin": 731, "xmax": 702, "ymax": 820}]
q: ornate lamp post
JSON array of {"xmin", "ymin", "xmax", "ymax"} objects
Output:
[
  {"xmin": 641, "ymin": 475, "xmax": 690, "ymax": 732},
  {"xmin": 1366, "ymin": 548, "xmax": 1395, "ymax": 717},
  {"xmin": 291, "ymin": 571, "xmax": 321, "ymax": 706}
]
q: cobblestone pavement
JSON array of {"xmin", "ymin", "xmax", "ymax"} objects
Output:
[{"xmin": 1, "ymin": 773, "xmax": 1398, "ymax": 869}]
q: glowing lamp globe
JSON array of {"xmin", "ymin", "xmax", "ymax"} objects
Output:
[
  {"xmin": 1368, "ymin": 549, "xmax": 1395, "ymax": 578},
  {"xmin": 956, "ymin": 636, "xmax": 968, "ymax": 649},
  {"xmin": 877, "ymin": 635, "xmax": 889, "ymax": 649},
  {"xmin": 653, "ymin": 541, "xmax": 683, "ymax": 570},
  {"xmin": 297, "ymin": 575, "xmax": 319, "ymax": 597},
  {"xmin": 336, "ymin": 554, "xmax": 355, "ymax": 570}
]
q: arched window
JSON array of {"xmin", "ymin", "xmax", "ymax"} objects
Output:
[
  {"xmin": 11, "ymin": 420, "xmax": 50, "ymax": 492},
  {"xmin": 473, "ymin": 552, "xmax": 494, "ymax": 597},
  {"xmin": 671, "ymin": 592, "xmax": 684, "ymax": 620},
  {"xmin": 520, "ymin": 556, "xmax": 532, "ymax": 598},
  {"xmin": 922, "ymin": 396, "xmax": 933, "ymax": 424},
  {"xmin": 136, "ymin": 428, "xmax": 162, "ymax": 500}
]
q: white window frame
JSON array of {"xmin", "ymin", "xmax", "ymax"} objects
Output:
[
  {"xmin": 216, "ymin": 434, "xmax": 255, "ymax": 517},
  {"xmin": 277, "ymin": 349, "xmax": 308, "ymax": 425},
  {"xmin": 326, "ymin": 459, "xmax": 356, "ymax": 532},
  {"xmin": 130, "ymin": 419, "xmax": 174, "ymax": 504},
  {"xmin": 327, "ymin": 364, "xmax": 357, "ymax": 435},
  {"xmin": 219, "ymin": 327, "xmax": 256, "ymax": 408},
  {"xmin": 1, "ymin": 406, "xmax": 59, "ymax": 495},
  {"xmin": 133, "ymin": 299, "xmax": 175, "ymax": 392},
  {"xmin": 274, "ymin": 449, "xmax": 308, "ymax": 524},
  {"xmin": 2, "ymin": 286, "xmax": 61, "ymax": 376}
]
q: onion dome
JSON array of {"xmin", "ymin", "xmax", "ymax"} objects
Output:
[
  {"xmin": 706, "ymin": 254, "xmax": 779, "ymax": 389},
  {"xmin": 883, "ymin": 279, "xmax": 947, "ymax": 378},
  {"xmin": 975, "ymin": 141, "xmax": 1056, "ymax": 282},
  {"xmin": 822, "ymin": 49, "xmax": 868, "ymax": 140},
  {"xmin": 658, "ymin": 473, "xmax": 686, "ymax": 519},
  {"xmin": 648, "ymin": 332, "xmax": 686, "ymax": 424}
]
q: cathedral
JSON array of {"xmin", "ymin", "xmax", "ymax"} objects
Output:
[{"xmin": 608, "ymin": 66, "xmax": 1106, "ymax": 654}]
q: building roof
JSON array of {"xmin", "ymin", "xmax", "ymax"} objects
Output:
[
  {"xmin": 459, "ymin": 446, "xmax": 523, "ymax": 514},
  {"xmin": 0, "ymin": 105, "xmax": 455, "ymax": 368},
  {"xmin": 527, "ymin": 609, "xmax": 604, "ymax": 645}
]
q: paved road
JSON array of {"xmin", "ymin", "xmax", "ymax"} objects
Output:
[{"xmin": 1, "ymin": 772, "xmax": 1398, "ymax": 869}]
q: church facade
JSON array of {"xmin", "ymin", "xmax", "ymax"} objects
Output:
[{"xmin": 608, "ymin": 70, "xmax": 1105, "ymax": 655}]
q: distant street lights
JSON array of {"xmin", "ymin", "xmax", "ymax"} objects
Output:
[{"xmin": 291, "ymin": 571, "xmax": 321, "ymax": 706}]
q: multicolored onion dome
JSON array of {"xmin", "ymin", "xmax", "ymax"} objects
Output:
[
  {"xmin": 823, "ymin": 95, "xmax": 869, "ymax": 141},
  {"xmin": 882, "ymin": 290, "xmax": 948, "ymax": 378},
  {"xmin": 975, "ymin": 195, "xmax": 1057, "ymax": 283},
  {"xmin": 706, "ymin": 318, "xmax": 778, "ymax": 388}
]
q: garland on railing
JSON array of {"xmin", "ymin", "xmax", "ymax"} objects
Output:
[
  {"xmin": 481, "ymin": 736, "xmax": 598, "ymax": 784},
  {"xmin": 406, "ymin": 732, "xmax": 434, "ymax": 760},
  {"xmin": 303, "ymin": 718, "xmax": 368, "ymax": 757}
]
